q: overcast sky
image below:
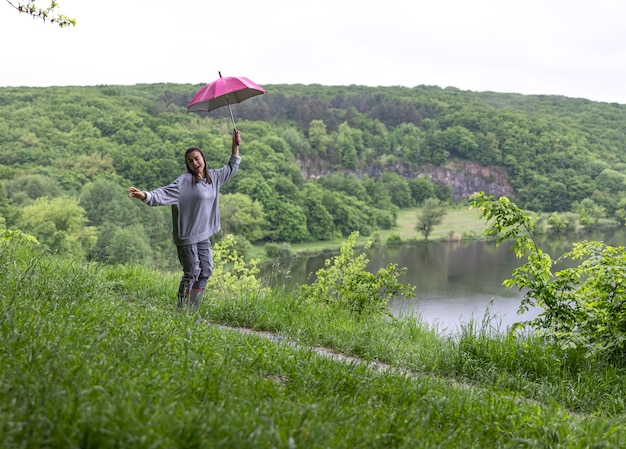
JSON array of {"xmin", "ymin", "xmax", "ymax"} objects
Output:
[{"xmin": 2, "ymin": 0, "xmax": 626, "ymax": 104}]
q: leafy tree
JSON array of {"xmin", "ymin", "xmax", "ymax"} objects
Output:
[
  {"xmin": 390, "ymin": 123, "xmax": 422, "ymax": 163},
  {"xmin": 322, "ymin": 191, "xmax": 377, "ymax": 237},
  {"xmin": 299, "ymin": 184, "xmax": 337, "ymax": 241},
  {"xmin": 518, "ymin": 175, "xmax": 568, "ymax": 212},
  {"xmin": 259, "ymin": 134, "xmax": 293, "ymax": 157},
  {"xmin": 20, "ymin": 196, "xmax": 96, "ymax": 259},
  {"xmin": 590, "ymin": 189, "xmax": 618, "ymax": 217},
  {"xmin": 416, "ymin": 198, "xmax": 447, "ymax": 240},
  {"xmin": 478, "ymin": 131, "xmax": 501, "ymax": 164},
  {"xmin": 263, "ymin": 199, "xmax": 309, "ymax": 243},
  {"xmin": 471, "ymin": 191, "xmax": 626, "ymax": 360},
  {"xmin": 380, "ymin": 172, "xmax": 411, "ymax": 208},
  {"xmin": 438, "ymin": 125, "xmax": 478, "ymax": 159},
  {"xmin": 572, "ymin": 198, "xmax": 605, "ymax": 231},
  {"xmin": 79, "ymin": 178, "xmax": 143, "ymax": 227},
  {"xmin": 423, "ymin": 130, "xmax": 450, "ymax": 165},
  {"xmin": 408, "ymin": 177, "xmax": 437, "ymax": 205},
  {"xmin": 596, "ymin": 168, "xmax": 626, "ymax": 193},
  {"xmin": 308, "ymin": 120, "xmax": 330, "ymax": 159},
  {"xmin": 234, "ymin": 172, "xmax": 275, "ymax": 205},
  {"xmin": 547, "ymin": 212, "xmax": 579, "ymax": 234},
  {"xmin": 361, "ymin": 175, "xmax": 393, "ymax": 209},
  {"xmin": 614, "ymin": 198, "xmax": 626, "ymax": 225},
  {"xmin": 108, "ymin": 224, "xmax": 153, "ymax": 265},
  {"xmin": 336, "ymin": 122, "xmax": 358, "ymax": 169},
  {"xmin": 5, "ymin": 174, "xmax": 62, "ymax": 206},
  {"xmin": 279, "ymin": 126, "xmax": 309, "ymax": 158},
  {"xmin": 319, "ymin": 173, "xmax": 369, "ymax": 202},
  {"xmin": 585, "ymin": 160, "xmax": 611, "ymax": 178},
  {"xmin": 271, "ymin": 175, "xmax": 301, "ymax": 202},
  {"xmin": 219, "ymin": 192, "xmax": 266, "ymax": 242},
  {"xmin": 0, "ymin": 181, "xmax": 20, "ymax": 228}
]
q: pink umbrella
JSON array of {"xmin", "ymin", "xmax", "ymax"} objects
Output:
[{"xmin": 187, "ymin": 72, "xmax": 266, "ymax": 129}]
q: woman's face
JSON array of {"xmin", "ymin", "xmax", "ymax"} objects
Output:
[{"xmin": 186, "ymin": 150, "xmax": 205, "ymax": 178}]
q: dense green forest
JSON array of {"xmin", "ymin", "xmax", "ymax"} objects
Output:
[{"xmin": 1, "ymin": 83, "xmax": 626, "ymax": 267}]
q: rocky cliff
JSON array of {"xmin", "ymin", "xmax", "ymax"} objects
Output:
[
  {"xmin": 417, "ymin": 161, "xmax": 516, "ymax": 201},
  {"xmin": 298, "ymin": 160, "xmax": 516, "ymax": 201}
]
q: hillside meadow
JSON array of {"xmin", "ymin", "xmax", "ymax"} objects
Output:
[
  {"xmin": 250, "ymin": 206, "xmax": 488, "ymax": 261},
  {"xmin": 2, "ymin": 231, "xmax": 626, "ymax": 448}
]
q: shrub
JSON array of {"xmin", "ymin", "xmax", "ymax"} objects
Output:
[
  {"xmin": 299, "ymin": 231, "xmax": 415, "ymax": 316},
  {"xmin": 386, "ymin": 232, "xmax": 403, "ymax": 245},
  {"xmin": 208, "ymin": 234, "xmax": 265, "ymax": 296},
  {"xmin": 470, "ymin": 191, "xmax": 626, "ymax": 361},
  {"xmin": 264, "ymin": 242, "xmax": 279, "ymax": 258}
]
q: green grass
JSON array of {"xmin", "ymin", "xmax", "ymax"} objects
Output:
[
  {"xmin": 248, "ymin": 205, "xmax": 488, "ymax": 261},
  {"xmin": 2, "ymin": 238, "xmax": 626, "ymax": 448},
  {"xmin": 393, "ymin": 205, "xmax": 487, "ymax": 240}
]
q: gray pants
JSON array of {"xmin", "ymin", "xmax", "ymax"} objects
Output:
[{"xmin": 176, "ymin": 239, "xmax": 213, "ymax": 310}]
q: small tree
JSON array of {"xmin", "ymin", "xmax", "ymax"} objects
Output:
[
  {"xmin": 572, "ymin": 198, "xmax": 605, "ymax": 231},
  {"xmin": 416, "ymin": 198, "xmax": 447, "ymax": 240},
  {"xmin": 614, "ymin": 197, "xmax": 626, "ymax": 226},
  {"xmin": 299, "ymin": 231, "xmax": 415, "ymax": 316},
  {"xmin": 470, "ymin": 191, "xmax": 626, "ymax": 360},
  {"xmin": 20, "ymin": 196, "xmax": 96, "ymax": 259}
]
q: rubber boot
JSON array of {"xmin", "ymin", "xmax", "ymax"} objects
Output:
[
  {"xmin": 189, "ymin": 288, "xmax": 205, "ymax": 313},
  {"xmin": 177, "ymin": 292, "xmax": 188, "ymax": 309},
  {"xmin": 177, "ymin": 279, "xmax": 193, "ymax": 310}
]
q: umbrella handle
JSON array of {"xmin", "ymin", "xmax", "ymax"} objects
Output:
[{"xmin": 227, "ymin": 98, "xmax": 237, "ymax": 130}]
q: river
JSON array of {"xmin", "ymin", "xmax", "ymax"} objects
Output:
[{"xmin": 261, "ymin": 227, "xmax": 626, "ymax": 334}]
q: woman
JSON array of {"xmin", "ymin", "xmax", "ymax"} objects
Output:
[{"xmin": 127, "ymin": 129, "xmax": 241, "ymax": 312}]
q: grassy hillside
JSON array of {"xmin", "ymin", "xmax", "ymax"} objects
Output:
[{"xmin": 2, "ymin": 234, "xmax": 626, "ymax": 448}]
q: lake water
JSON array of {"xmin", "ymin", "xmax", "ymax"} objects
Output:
[{"xmin": 262, "ymin": 228, "xmax": 626, "ymax": 334}]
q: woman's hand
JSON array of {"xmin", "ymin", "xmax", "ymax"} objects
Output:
[
  {"xmin": 232, "ymin": 129, "xmax": 241, "ymax": 154},
  {"xmin": 127, "ymin": 187, "xmax": 146, "ymax": 201}
]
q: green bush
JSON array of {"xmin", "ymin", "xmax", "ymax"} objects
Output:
[
  {"xmin": 386, "ymin": 232, "xmax": 403, "ymax": 245},
  {"xmin": 471, "ymin": 191, "xmax": 626, "ymax": 361},
  {"xmin": 299, "ymin": 231, "xmax": 415, "ymax": 316},
  {"xmin": 208, "ymin": 234, "xmax": 265, "ymax": 297},
  {"xmin": 264, "ymin": 242, "xmax": 279, "ymax": 258}
]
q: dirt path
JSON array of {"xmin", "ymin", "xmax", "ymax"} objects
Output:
[
  {"xmin": 209, "ymin": 321, "xmax": 580, "ymax": 418},
  {"xmin": 209, "ymin": 322, "xmax": 410, "ymax": 375}
]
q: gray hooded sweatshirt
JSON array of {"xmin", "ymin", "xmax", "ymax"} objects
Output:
[{"xmin": 143, "ymin": 154, "xmax": 240, "ymax": 246}]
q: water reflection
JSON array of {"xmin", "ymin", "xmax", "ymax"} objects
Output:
[{"xmin": 368, "ymin": 240, "xmax": 537, "ymax": 333}]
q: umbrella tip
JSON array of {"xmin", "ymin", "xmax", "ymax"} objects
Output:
[{"xmin": 219, "ymin": 71, "xmax": 222, "ymax": 78}]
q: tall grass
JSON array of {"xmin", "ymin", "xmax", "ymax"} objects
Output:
[{"xmin": 2, "ymin": 236, "xmax": 626, "ymax": 447}]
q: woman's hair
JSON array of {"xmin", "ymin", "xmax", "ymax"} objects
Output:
[{"xmin": 184, "ymin": 147, "xmax": 210, "ymax": 184}]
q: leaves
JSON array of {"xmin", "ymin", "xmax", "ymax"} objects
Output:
[
  {"xmin": 9, "ymin": 0, "xmax": 77, "ymax": 27},
  {"xmin": 470, "ymin": 191, "xmax": 626, "ymax": 360},
  {"xmin": 208, "ymin": 234, "xmax": 264, "ymax": 296},
  {"xmin": 299, "ymin": 231, "xmax": 415, "ymax": 316}
]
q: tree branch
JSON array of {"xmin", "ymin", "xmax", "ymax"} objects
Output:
[{"xmin": 6, "ymin": 0, "xmax": 76, "ymax": 28}]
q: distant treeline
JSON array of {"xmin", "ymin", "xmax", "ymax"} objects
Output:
[{"xmin": 1, "ymin": 83, "xmax": 626, "ymax": 266}]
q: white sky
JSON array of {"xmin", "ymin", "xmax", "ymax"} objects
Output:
[{"xmin": 2, "ymin": 0, "xmax": 626, "ymax": 104}]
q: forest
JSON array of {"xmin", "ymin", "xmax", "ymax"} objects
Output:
[{"xmin": 1, "ymin": 82, "xmax": 626, "ymax": 267}]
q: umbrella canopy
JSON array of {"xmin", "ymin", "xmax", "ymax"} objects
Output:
[{"xmin": 187, "ymin": 72, "xmax": 266, "ymax": 128}]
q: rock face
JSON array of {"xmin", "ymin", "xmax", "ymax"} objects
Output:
[
  {"xmin": 298, "ymin": 159, "xmax": 516, "ymax": 201},
  {"xmin": 419, "ymin": 161, "xmax": 516, "ymax": 201}
]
